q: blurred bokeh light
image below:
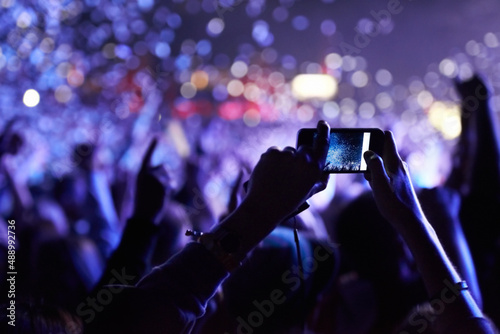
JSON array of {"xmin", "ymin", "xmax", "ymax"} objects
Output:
[{"xmin": 2, "ymin": 0, "xmax": 500, "ymax": 193}]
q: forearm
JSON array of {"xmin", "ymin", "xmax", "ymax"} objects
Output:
[
  {"xmin": 397, "ymin": 215, "xmax": 484, "ymax": 331},
  {"xmin": 92, "ymin": 216, "xmax": 159, "ymax": 292},
  {"xmin": 213, "ymin": 198, "xmax": 283, "ymax": 260},
  {"xmin": 430, "ymin": 215, "xmax": 483, "ymax": 308},
  {"xmin": 86, "ymin": 243, "xmax": 229, "ymax": 334},
  {"xmin": 136, "ymin": 242, "xmax": 229, "ymax": 320},
  {"xmin": 470, "ymin": 101, "xmax": 500, "ymax": 192}
]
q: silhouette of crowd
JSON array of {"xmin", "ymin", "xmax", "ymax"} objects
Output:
[{"xmin": 1, "ymin": 76, "xmax": 499, "ymax": 334}]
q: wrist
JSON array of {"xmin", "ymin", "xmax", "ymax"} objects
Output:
[
  {"xmin": 216, "ymin": 199, "xmax": 281, "ymax": 256},
  {"xmin": 197, "ymin": 227, "xmax": 242, "ymax": 272}
]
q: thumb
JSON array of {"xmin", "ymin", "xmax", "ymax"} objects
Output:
[{"xmin": 364, "ymin": 151, "xmax": 393, "ymax": 195}]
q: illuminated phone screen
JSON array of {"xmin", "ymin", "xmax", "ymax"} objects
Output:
[{"xmin": 325, "ymin": 132, "xmax": 371, "ymax": 172}]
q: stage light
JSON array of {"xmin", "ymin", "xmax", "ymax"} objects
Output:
[
  {"xmin": 168, "ymin": 121, "xmax": 190, "ymax": 158},
  {"xmin": 243, "ymin": 109, "xmax": 260, "ymax": 127},
  {"xmin": 55, "ymin": 85, "xmax": 72, "ymax": 103},
  {"xmin": 359, "ymin": 102, "xmax": 375, "ymax": 119},
  {"xmin": 417, "ymin": 90, "xmax": 434, "ymax": 109},
  {"xmin": 439, "ymin": 58, "xmax": 457, "ymax": 78},
  {"xmin": 325, "ymin": 53, "xmax": 342, "ymax": 70},
  {"xmin": 227, "ymin": 80, "xmax": 245, "ymax": 97},
  {"xmin": 230, "ymin": 61, "xmax": 248, "ymax": 78},
  {"xmin": 291, "ymin": 74, "xmax": 338, "ymax": 101},
  {"xmin": 322, "ymin": 101, "xmax": 339, "ymax": 119},
  {"xmin": 351, "ymin": 70, "xmax": 368, "ymax": 88},
  {"xmin": 243, "ymin": 83, "xmax": 261, "ymax": 102},
  {"xmin": 180, "ymin": 82, "xmax": 197, "ymax": 99},
  {"xmin": 375, "ymin": 69, "xmax": 392, "ymax": 86},
  {"xmin": 16, "ymin": 11, "xmax": 32, "ymax": 28},
  {"xmin": 375, "ymin": 92, "xmax": 393, "ymax": 110},
  {"xmin": 297, "ymin": 104, "xmax": 314, "ymax": 122},
  {"xmin": 484, "ymin": 32, "xmax": 499, "ymax": 48},
  {"xmin": 268, "ymin": 72, "xmax": 285, "ymax": 88},
  {"xmin": 23, "ymin": 89, "xmax": 40, "ymax": 107},
  {"xmin": 207, "ymin": 18, "xmax": 224, "ymax": 36},
  {"xmin": 190, "ymin": 70, "xmax": 209, "ymax": 89},
  {"xmin": 428, "ymin": 101, "xmax": 461, "ymax": 140}
]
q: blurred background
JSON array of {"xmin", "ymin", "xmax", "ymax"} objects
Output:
[{"xmin": 1, "ymin": 0, "xmax": 500, "ymax": 217}]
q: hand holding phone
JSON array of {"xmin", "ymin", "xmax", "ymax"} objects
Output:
[{"xmin": 297, "ymin": 128, "xmax": 385, "ymax": 173}]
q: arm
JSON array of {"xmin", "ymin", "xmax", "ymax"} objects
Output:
[
  {"xmin": 456, "ymin": 76, "xmax": 500, "ymax": 194},
  {"xmin": 87, "ymin": 121, "xmax": 331, "ymax": 333},
  {"xmin": 418, "ymin": 187, "xmax": 482, "ymax": 309},
  {"xmin": 364, "ymin": 131, "xmax": 496, "ymax": 334},
  {"xmin": 92, "ymin": 139, "xmax": 166, "ymax": 291}
]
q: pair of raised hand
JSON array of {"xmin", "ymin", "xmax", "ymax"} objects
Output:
[{"xmin": 134, "ymin": 121, "xmax": 419, "ymax": 236}]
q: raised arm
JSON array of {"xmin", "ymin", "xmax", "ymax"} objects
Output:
[
  {"xmin": 87, "ymin": 121, "xmax": 330, "ymax": 333},
  {"xmin": 363, "ymin": 131, "xmax": 496, "ymax": 334},
  {"xmin": 91, "ymin": 138, "xmax": 167, "ymax": 292},
  {"xmin": 455, "ymin": 76, "xmax": 500, "ymax": 194}
]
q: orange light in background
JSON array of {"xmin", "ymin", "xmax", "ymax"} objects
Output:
[{"xmin": 191, "ymin": 70, "xmax": 209, "ymax": 90}]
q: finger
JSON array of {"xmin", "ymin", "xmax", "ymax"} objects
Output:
[
  {"xmin": 228, "ymin": 170, "xmax": 244, "ymax": 212},
  {"xmin": 282, "ymin": 146, "xmax": 296, "ymax": 153},
  {"xmin": 363, "ymin": 150, "xmax": 377, "ymax": 182},
  {"xmin": 382, "ymin": 131, "xmax": 402, "ymax": 175},
  {"xmin": 364, "ymin": 151, "xmax": 392, "ymax": 194},
  {"xmin": 263, "ymin": 146, "xmax": 280, "ymax": 155},
  {"xmin": 150, "ymin": 165, "xmax": 170, "ymax": 185},
  {"xmin": 312, "ymin": 120, "xmax": 330, "ymax": 168},
  {"xmin": 313, "ymin": 171, "xmax": 330, "ymax": 194},
  {"xmin": 141, "ymin": 138, "xmax": 158, "ymax": 170}
]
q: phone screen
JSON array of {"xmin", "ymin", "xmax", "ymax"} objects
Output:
[
  {"xmin": 296, "ymin": 128, "xmax": 384, "ymax": 173},
  {"xmin": 325, "ymin": 131, "xmax": 371, "ymax": 172}
]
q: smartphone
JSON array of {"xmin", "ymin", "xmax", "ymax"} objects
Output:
[{"xmin": 296, "ymin": 128, "xmax": 385, "ymax": 173}]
